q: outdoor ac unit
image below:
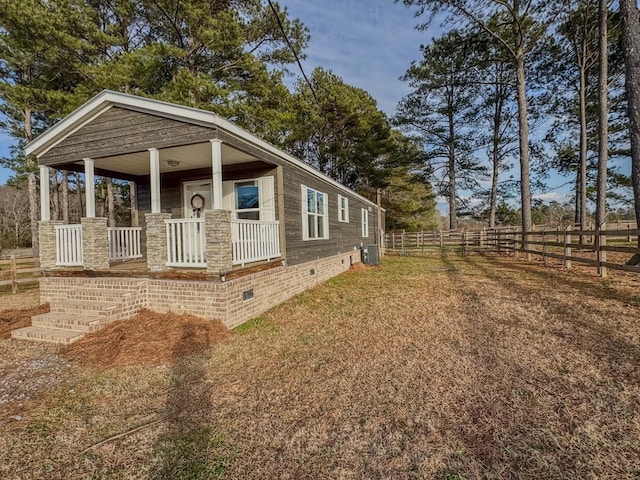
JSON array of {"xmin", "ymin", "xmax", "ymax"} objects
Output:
[{"xmin": 363, "ymin": 245, "xmax": 379, "ymax": 265}]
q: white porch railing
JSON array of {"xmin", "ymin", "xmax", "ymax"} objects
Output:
[
  {"xmin": 55, "ymin": 224, "xmax": 83, "ymax": 266},
  {"xmin": 108, "ymin": 227, "xmax": 142, "ymax": 261},
  {"xmin": 231, "ymin": 219, "xmax": 280, "ymax": 266},
  {"xmin": 165, "ymin": 218, "xmax": 207, "ymax": 267}
]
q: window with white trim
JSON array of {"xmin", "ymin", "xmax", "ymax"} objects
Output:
[
  {"xmin": 222, "ymin": 176, "xmax": 275, "ymax": 221},
  {"xmin": 338, "ymin": 194, "xmax": 349, "ymax": 223},
  {"xmin": 234, "ymin": 180, "xmax": 260, "ymax": 220},
  {"xmin": 361, "ymin": 208, "xmax": 369, "ymax": 238},
  {"xmin": 301, "ymin": 185, "xmax": 329, "ymax": 240}
]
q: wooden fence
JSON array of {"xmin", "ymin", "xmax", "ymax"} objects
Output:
[
  {"xmin": 0, "ymin": 256, "xmax": 41, "ymax": 293},
  {"xmin": 385, "ymin": 226, "xmax": 640, "ymax": 278}
]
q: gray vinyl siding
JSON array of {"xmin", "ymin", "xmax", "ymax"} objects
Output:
[
  {"xmin": 39, "ymin": 104, "xmax": 383, "ymax": 266},
  {"xmin": 40, "ymin": 107, "xmax": 217, "ymax": 165},
  {"xmin": 137, "ymin": 163, "xmax": 278, "ymax": 218},
  {"xmin": 280, "ymin": 165, "xmax": 380, "ymax": 266}
]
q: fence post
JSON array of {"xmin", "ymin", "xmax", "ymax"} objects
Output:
[
  {"xmin": 542, "ymin": 230, "xmax": 548, "ymax": 266},
  {"xmin": 392, "ymin": 233, "xmax": 396, "ymax": 252},
  {"xmin": 402, "ymin": 230, "xmax": 405, "ymax": 256},
  {"xmin": 463, "ymin": 230, "xmax": 467, "ymax": 256},
  {"xmin": 421, "ymin": 230, "xmax": 424, "ymax": 253},
  {"xmin": 439, "ymin": 230, "xmax": 444, "ymax": 248},
  {"xmin": 564, "ymin": 225, "xmax": 572, "ymax": 269},
  {"xmin": 597, "ymin": 224, "xmax": 607, "ymax": 278},
  {"xmin": 11, "ymin": 255, "xmax": 17, "ymax": 294},
  {"xmin": 628, "ymin": 224, "xmax": 632, "ymax": 244}
]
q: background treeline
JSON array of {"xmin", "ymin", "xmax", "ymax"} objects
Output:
[
  {"xmin": 396, "ymin": 0, "xmax": 640, "ymax": 239},
  {"xmin": 0, "ymin": 0, "xmax": 438, "ymax": 250},
  {"xmin": 2, "ymin": 0, "xmax": 640, "ymax": 251}
]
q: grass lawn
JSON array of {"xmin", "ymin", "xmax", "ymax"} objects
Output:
[{"xmin": 1, "ymin": 252, "xmax": 639, "ymax": 479}]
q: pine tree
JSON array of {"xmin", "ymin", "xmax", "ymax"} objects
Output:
[{"xmin": 395, "ymin": 31, "xmax": 486, "ymax": 230}]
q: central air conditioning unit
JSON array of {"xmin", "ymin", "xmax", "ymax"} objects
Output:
[{"xmin": 362, "ymin": 245, "xmax": 379, "ymax": 265}]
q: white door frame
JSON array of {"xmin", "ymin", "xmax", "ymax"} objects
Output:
[{"xmin": 182, "ymin": 180, "xmax": 213, "ymax": 219}]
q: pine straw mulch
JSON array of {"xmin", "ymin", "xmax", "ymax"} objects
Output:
[
  {"xmin": 0, "ymin": 304, "xmax": 49, "ymax": 339},
  {"xmin": 61, "ymin": 309, "xmax": 231, "ymax": 370}
]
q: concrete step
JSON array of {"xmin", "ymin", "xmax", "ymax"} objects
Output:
[
  {"xmin": 31, "ymin": 312, "xmax": 103, "ymax": 333},
  {"xmin": 11, "ymin": 326, "xmax": 85, "ymax": 345},
  {"xmin": 50, "ymin": 299, "xmax": 120, "ymax": 317}
]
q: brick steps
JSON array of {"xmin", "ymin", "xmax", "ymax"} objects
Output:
[
  {"xmin": 11, "ymin": 326, "xmax": 85, "ymax": 344},
  {"xmin": 31, "ymin": 312, "xmax": 103, "ymax": 333},
  {"xmin": 12, "ymin": 283, "xmax": 142, "ymax": 344},
  {"xmin": 50, "ymin": 299, "xmax": 121, "ymax": 317},
  {"xmin": 57, "ymin": 289, "xmax": 136, "ymax": 302}
]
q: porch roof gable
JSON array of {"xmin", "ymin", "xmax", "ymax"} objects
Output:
[{"xmin": 25, "ymin": 90, "xmax": 379, "ymax": 209}]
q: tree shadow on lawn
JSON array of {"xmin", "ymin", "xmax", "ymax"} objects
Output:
[
  {"xmin": 429, "ymin": 250, "xmax": 640, "ymax": 478},
  {"xmin": 153, "ymin": 324, "xmax": 234, "ymax": 479},
  {"xmin": 476, "ymin": 252, "xmax": 640, "ymax": 306},
  {"xmin": 459, "ymin": 253, "xmax": 640, "ymax": 378}
]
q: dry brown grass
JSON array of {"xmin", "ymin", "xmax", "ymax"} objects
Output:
[{"xmin": 1, "ymin": 254, "xmax": 639, "ymax": 479}]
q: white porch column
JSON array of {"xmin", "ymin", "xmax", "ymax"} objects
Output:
[
  {"xmin": 83, "ymin": 158, "xmax": 96, "ymax": 218},
  {"xmin": 210, "ymin": 139, "xmax": 223, "ymax": 209},
  {"xmin": 39, "ymin": 165, "xmax": 50, "ymax": 221},
  {"xmin": 149, "ymin": 148, "xmax": 161, "ymax": 213}
]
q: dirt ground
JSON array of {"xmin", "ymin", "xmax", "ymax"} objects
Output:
[{"xmin": 0, "ymin": 252, "xmax": 639, "ymax": 479}]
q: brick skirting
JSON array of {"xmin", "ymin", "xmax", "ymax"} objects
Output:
[{"xmin": 40, "ymin": 251, "xmax": 361, "ymax": 329}]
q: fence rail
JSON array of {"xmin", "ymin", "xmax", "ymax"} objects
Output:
[
  {"xmin": 165, "ymin": 218, "xmax": 207, "ymax": 268},
  {"xmin": 108, "ymin": 227, "xmax": 142, "ymax": 261},
  {"xmin": 231, "ymin": 219, "xmax": 281, "ymax": 266},
  {"xmin": 55, "ymin": 224, "xmax": 83, "ymax": 266},
  {"xmin": 385, "ymin": 227, "xmax": 640, "ymax": 278},
  {"xmin": 0, "ymin": 256, "xmax": 41, "ymax": 293}
]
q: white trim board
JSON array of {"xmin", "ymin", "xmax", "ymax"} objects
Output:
[{"xmin": 25, "ymin": 90, "xmax": 379, "ymax": 209}]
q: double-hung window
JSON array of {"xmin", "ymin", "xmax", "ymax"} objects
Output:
[
  {"xmin": 234, "ymin": 180, "xmax": 260, "ymax": 220},
  {"xmin": 302, "ymin": 185, "xmax": 329, "ymax": 240},
  {"xmin": 361, "ymin": 208, "xmax": 369, "ymax": 238},
  {"xmin": 338, "ymin": 194, "xmax": 349, "ymax": 223}
]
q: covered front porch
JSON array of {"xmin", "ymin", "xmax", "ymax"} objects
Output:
[{"xmin": 38, "ymin": 138, "xmax": 284, "ymax": 276}]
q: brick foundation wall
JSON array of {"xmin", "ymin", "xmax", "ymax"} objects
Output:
[{"xmin": 40, "ymin": 251, "xmax": 361, "ymax": 329}]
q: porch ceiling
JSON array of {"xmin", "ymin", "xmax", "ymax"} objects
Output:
[{"xmin": 69, "ymin": 142, "xmax": 258, "ymax": 177}]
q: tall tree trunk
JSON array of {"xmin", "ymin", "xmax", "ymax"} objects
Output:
[
  {"xmin": 76, "ymin": 172, "xmax": 83, "ymax": 219},
  {"xmin": 61, "ymin": 170, "xmax": 69, "ymax": 224},
  {"xmin": 489, "ymin": 140, "xmax": 499, "ymax": 228},
  {"xmin": 489, "ymin": 83, "xmax": 503, "ymax": 228},
  {"xmin": 28, "ymin": 171, "xmax": 38, "ymax": 257},
  {"xmin": 129, "ymin": 181, "xmax": 139, "ymax": 227},
  {"xmin": 51, "ymin": 170, "xmax": 60, "ymax": 220},
  {"xmin": 515, "ymin": 52, "xmax": 532, "ymax": 235},
  {"xmin": 24, "ymin": 107, "xmax": 39, "ymax": 257},
  {"xmin": 448, "ymin": 109, "xmax": 457, "ymax": 230},
  {"xmin": 596, "ymin": 0, "xmax": 609, "ymax": 230},
  {"xmin": 106, "ymin": 177, "xmax": 116, "ymax": 227},
  {"xmin": 620, "ymin": 0, "xmax": 640, "ymax": 246},
  {"xmin": 574, "ymin": 175, "xmax": 581, "ymax": 225},
  {"xmin": 578, "ymin": 59, "xmax": 588, "ymax": 232}
]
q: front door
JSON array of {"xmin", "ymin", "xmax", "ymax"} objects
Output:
[
  {"xmin": 181, "ymin": 181, "xmax": 212, "ymax": 263},
  {"xmin": 183, "ymin": 180, "xmax": 213, "ymax": 219}
]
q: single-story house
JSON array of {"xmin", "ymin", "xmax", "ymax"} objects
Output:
[{"xmin": 12, "ymin": 91, "xmax": 384, "ymax": 343}]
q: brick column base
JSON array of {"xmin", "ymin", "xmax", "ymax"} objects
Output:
[
  {"xmin": 205, "ymin": 209, "xmax": 233, "ymax": 275},
  {"xmin": 81, "ymin": 217, "xmax": 109, "ymax": 271},
  {"xmin": 145, "ymin": 213, "xmax": 171, "ymax": 272},
  {"xmin": 38, "ymin": 220, "xmax": 64, "ymax": 270}
]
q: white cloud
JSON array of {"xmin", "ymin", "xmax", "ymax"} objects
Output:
[{"xmin": 532, "ymin": 192, "xmax": 572, "ymax": 204}]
